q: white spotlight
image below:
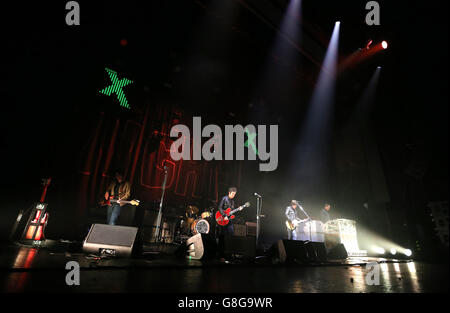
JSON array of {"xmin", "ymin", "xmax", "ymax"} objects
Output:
[
  {"xmin": 373, "ymin": 247, "xmax": 385, "ymax": 254},
  {"xmin": 390, "ymin": 248, "xmax": 397, "ymax": 255},
  {"xmin": 404, "ymin": 249, "xmax": 412, "ymax": 257}
]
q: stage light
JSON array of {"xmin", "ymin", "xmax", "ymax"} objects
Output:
[
  {"xmin": 390, "ymin": 248, "xmax": 397, "ymax": 255},
  {"xmin": 373, "ymin": 247, "xmax": 385, "ymax": 254},
  {"xmin": 377, "ymin": 66, "xmax": 381, "ymax": 69},
  {"xmin": 404, "ymin": 249, "xmax": 412, "ymax": 257},
  {"xmin": 381, "ymin": 41, "xmax": 388, "ymax": 49}
]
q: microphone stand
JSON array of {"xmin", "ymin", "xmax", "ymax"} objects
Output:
[
  {"xmin": 296, "ymin": 201, "xmax": 312, "ymax": 241},
  {"xmin": 155, "ymin": 165, "xmax": 168, "ymax": 243},
  {"xmin": 255, "ymin": 195, "xmax": 262, "ymax": 248}
]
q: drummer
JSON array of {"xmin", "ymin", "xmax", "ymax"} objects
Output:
[{"xmin": 200, "ymin": 207, "xmax": 212, "ymax": 219}]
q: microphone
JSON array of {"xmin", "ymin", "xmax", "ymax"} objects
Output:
[{"xmin": 254, "ymin": 193, "xmax": 262, "ymax": 198}]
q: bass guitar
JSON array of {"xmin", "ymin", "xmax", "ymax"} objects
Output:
[{"xmin": 215, "ymin": 202, "xmax": 250, "ymax": 226}]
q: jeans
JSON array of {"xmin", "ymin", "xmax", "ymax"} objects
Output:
[
  {"xmin": 217, "ymin": 223, "xmax": 234, "ymax": 258},
  {"xmin": 106, "ymin": 203, "xmax": 121, "ymax": 225},
  {"xmin": 288, "ymin": 229, "xmax": 298, "ymax": 240}
]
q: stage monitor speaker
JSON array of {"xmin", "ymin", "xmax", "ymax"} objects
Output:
[
  {"xmin": 83, "ymin": 224, "xmax": 139, "ymax": 257},
  {"xmin": 224, "ymin": 235, "xmax": 256, "ymax": 259},
  {"xmin": 305, "ymin": 242, "xmax": 328, "ymax": 263},
  {"xmin": 186, "ymin": 233, "xmax": 217, "ymax": 260},
  {"xmin": 268, "ymin": 240, "xmax": 310, "ymax": 264},
  {"xmin": 327, "ymin": 243, "xmax": 348, "ymax": 259}
]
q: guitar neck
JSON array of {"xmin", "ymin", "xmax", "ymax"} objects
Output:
[
  {"xmin": 229, "ymin": 206, "xmax": 243, "ymax": 215},
  {"xmin": 111, "ymin": 199, "xmax": 132, "ymax": 204}
]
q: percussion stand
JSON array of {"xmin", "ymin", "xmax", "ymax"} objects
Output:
[{"xmin": 155, "ymin": 165, "xmax": 168, "ymax": 243}]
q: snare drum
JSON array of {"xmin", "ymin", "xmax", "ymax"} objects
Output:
[{"xmin": 191, "ymin": 218, "xmax": 210, "ymax": 235}]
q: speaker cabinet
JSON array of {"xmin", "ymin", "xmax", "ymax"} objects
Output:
[
  {"xmin": 304, "ymin": 242, "xmax": 328, "ymax": 263},
  {"xmin": 269, "ymin": 240, "xmax": 310, "ymax": 264},
  {"xmin": 186, "ymin": 233, "xmax": 217, "ymax": 260},
  {"xmin": 233, "ymin": 224, "xmax": 246, "ymax": 237},
  {"xmin": 245, "ymin": 222, "xmax": 257, "ymax": 236},
  {"xmin": 83, "ymin": 224, "xmax": 139, "ymax": 257},
  {"xmin": 224, "ymin": 235, "xmax": 256, "ymax": 259},
  {"xmin": 327, "ymin": 243, "xmax": 348, "ymax": 259}
]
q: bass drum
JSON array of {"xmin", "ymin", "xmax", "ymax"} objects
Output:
[{"xmin": 191, "ymin": 218, "xmax": 210, "ymax": 235}]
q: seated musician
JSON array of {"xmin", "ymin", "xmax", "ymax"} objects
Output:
[{"xmin": 104, "ymin": 171, "xmax": 131, "ymax": 225}]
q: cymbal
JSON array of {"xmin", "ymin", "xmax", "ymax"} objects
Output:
[{"xmin": 186, "ymin": 205, "xmax": 199, "ymax": 214}]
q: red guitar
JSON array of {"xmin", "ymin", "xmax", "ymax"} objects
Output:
[{"xmin": 215, "ymin": 202, "xmax": 250, "ymax": 226}]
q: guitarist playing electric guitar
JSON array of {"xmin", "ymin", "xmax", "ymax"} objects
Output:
[
  {"xmin": 103, "ymin": 171, "xmax": 132, "ymax": 225},
  {"xmin": 285, "ymin": 200, "xmax": 309, "ymax": 240},
  {"xmin": 216, "ymin": 187, "xmax": 249, "ymax": 261}
]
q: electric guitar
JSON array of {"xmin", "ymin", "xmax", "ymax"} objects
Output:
[
  {"xmin": 100, "ymin": 198, "xmax": 140, "ymax": 206},
  {"xmin": 285, "ymin": 218, "xmax": 309, "ymax": 231},
  {"xmin": 215, "ymin": 202, "xmax": 250, "ymax": 226}
]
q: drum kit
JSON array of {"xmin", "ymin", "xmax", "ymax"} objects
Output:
[{"xmin": 176, "ymin": 205, "xmax": 214, "ymax": 237}]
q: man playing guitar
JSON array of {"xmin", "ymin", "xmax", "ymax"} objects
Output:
[
  {"xmin": 216, "ymin": 187, "xmax": 238, "ymax": 260},
  {"xmin": 285, "ymin": 200, "xmax": 309, "ymax": 240},
  {"xmin": 104, "ymin": 171, "xmax": 131, "ymax": 225}
]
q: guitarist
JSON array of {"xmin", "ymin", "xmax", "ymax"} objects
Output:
[
  {"xmin": 216, "ymin": 187, "xmax": 237, "ymax": 260},
  {"xmin": 285, "ymin": 200, "xmax": 303, "ymax": 240},
  {"xmin": 104, "ymin": 171, "xmax": 131, "ymax": 225}
]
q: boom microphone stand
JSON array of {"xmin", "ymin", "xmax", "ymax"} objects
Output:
[
  {"xmin": 295, "ymin": 200, "xmax": 312, "ymax": 241},
  {"xmin": 155, "ymin": 165, "xmax": 168, "ymax": 242}
]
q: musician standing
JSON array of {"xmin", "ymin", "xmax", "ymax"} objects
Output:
[
  {"xmin": 104, "ymin": 171, "xmax": 131, "ymax": 225},
  {"xmin": 320, "ymin": 203, "xmax": 331, "ymax": 223},
  {"xmin": 216, "ymin": 187, "xmax": 237, "ymax": 260},
  {"xmin": 285, "ymin": 200, "xmax": 300, "ymax": 240}
]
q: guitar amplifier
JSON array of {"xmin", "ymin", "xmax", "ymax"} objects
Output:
[
  {"xmin": 233, "ymin": 224, "xmax": 246, "ymax": 237},
  {"xmin": 246, "ymin": 222, "xmax": 257, "ymax": 236}
]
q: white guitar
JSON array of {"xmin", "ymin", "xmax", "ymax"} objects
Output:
[{"xmin": 285, "ymin": 218, "xmax": 309, "ymax": 231}]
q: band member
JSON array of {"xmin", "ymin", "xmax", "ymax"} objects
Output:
[
  {"xmin": 285, "ymin": 200, "xmax": 300, "ymax": 240},
  {"xmin": 320, "ymin": 203, "xmax": 331, "ymax": 223},
  {"xmin": 216, "ymin": 187, "xmax": 237, "ymax": 260},
  {"xmin": 104, "ymin": 171, "xmax": 131, "ymax": 225}
]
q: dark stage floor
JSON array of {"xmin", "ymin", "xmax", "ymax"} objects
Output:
[{"xmin": 0, "ymin": 241, "xmax": 447, "ymax": 293}]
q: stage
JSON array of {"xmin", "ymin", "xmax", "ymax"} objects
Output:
[
  {"xmin": 0, "ymin": 0, "xmax": 448, "ymax": 304},
  {"xmin": 0, "ymin": 241, "xmax": 447, "ymax": 293}
]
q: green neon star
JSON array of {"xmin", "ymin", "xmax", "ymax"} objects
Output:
[
  {"xmin": 99, "ymin": 68, "xmax": 133, "ymax": 109},
  {"xmin": 244, "ymin": 128, "xmax": 259, "ymax": 156}
]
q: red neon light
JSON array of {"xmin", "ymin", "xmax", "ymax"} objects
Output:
[
  {"xmin": 35, "ymin": 226, "xmax": 43, "ymax": 241},
  {"xmin": 40, "ymin": 213, "xmax": 48, "ymax": 224},
  {"xmin": 25, "ymin": 226, "xmax": 36, "ymax": 239},
  {"xmin": 31, "ymin": 210, "xmax": 42, "ymax": 224}
]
